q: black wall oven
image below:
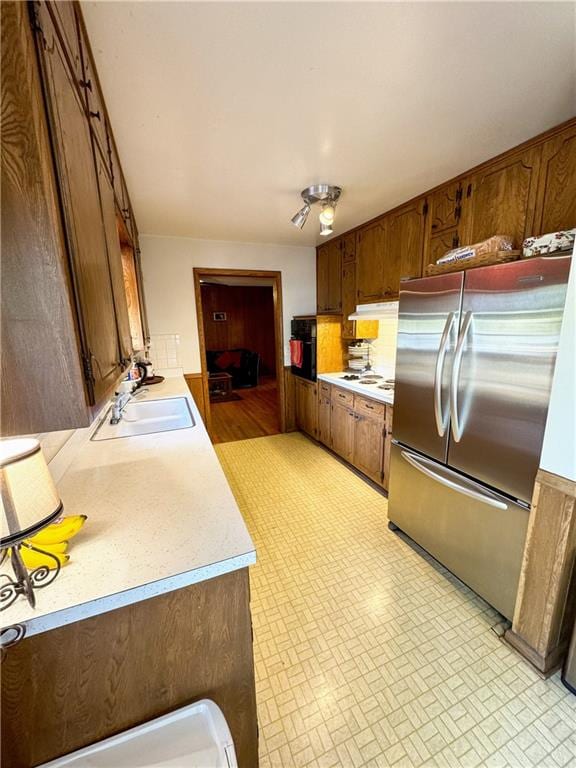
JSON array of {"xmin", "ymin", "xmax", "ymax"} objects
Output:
[{"xmin": 290, "ymin": 317, "xmax": 317, "ymax": 381}]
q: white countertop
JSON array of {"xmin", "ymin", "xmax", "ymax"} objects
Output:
[
  {"xmin": 318, "ymin": 372, "xmax": 395, "ymax": 405},
  {"xmin": 1, "ymin": 376, "xmax": 256, "ymax": 638}
]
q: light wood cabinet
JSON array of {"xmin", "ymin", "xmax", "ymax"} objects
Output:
[
  {"xmin": 317, "ymin": 239, "xmax": 342, "ymax": 314},
  {"xmin": 295, "ymin": 377, "xmax": 318, "ymax": 439},
  {"xmin": 460, "ymin": 146, "xmax": 542, "ymax": 249},
  {"xmin": 533, "ymin": 124, "xmax": 576, "ymax": 235}
]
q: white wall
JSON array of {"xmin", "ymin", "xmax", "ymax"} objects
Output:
[
  {"xmin": 540, "ymin": 250, "xmax": 576, "ymax": 482},
  {"xmin": 139, "ymin": 235, "xmax": 316, "ymax": 372}
]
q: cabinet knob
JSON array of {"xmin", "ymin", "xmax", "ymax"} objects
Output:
[
  {"xmin": 79, "ymin": 78, "xmax": 93, "ymax": 92},
  {"xmin": 90, "ymin": 110, "xmax": 101, "ymax": 121}
]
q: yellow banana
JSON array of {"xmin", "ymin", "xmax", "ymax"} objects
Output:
[
  {"xmin": 23, "ymin": 539, "xmax": 68, "ymax": 554},
  {"xmin": 29, "ymin": 515, "xmax": 87, "ymax": 545},
  {"xmin": 18, "ymin": 546, "xmax": 69, "ymax": 570}
]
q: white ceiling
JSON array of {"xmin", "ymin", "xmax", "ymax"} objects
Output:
[{"xmin": 82, "ymin": 1, "xmax": 576, "ymax": 247}]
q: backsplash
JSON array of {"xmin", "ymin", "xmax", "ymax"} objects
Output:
[
  {"xmin": 368, "ymin": 317, "xmax": 398, "ymax": 376},
  {"xmin": 148, "ymin": 333, "xmax": 182, "ymax": 370}
]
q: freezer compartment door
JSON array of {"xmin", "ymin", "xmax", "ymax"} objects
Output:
[
  {"xmin": 447, "ymin": 256, "xmax": 571, "ymax": 503},
  {"xmin": 394, "ymin": 272, "xmax": 464, "ymax": 462},
  {"xmin": 388, "ymin": 443, "xmax": 529, "ymax": 620}
]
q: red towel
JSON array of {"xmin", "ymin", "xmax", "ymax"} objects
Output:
[{"xmin": 290, "ymin": 339, "xmax": 303, "ymax": 368}]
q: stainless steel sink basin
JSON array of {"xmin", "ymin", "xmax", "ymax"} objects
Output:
[{"xmin": 91, "ymin": 397, "xmax": 195, "ymax": 441}]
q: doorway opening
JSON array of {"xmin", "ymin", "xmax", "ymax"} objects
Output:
[{"xmin": 193, "ymin": 269, "xmax": 285, "ymax": 443}]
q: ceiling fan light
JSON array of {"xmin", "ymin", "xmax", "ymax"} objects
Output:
[
  {"xmin": 291, "ymin": 204, "xmax": 310, "ymax": 229},
  {"xmin": 319, "ymin": 203, "xmax": 335, "ymax": 225},
  {"xmin": 319, "ymin": 221, "xmax": 333, "ymax": 237}
]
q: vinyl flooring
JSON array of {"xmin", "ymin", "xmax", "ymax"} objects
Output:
[{"xmin": 216, "ymin": 433, "xmax": 576, "ymax": 768}]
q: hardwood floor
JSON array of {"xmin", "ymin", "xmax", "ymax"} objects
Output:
[{"xmin": 210, "ymin": 376, "xmax": 280, "ymax": 443}]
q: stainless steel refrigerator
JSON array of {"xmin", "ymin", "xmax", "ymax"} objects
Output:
[{"xmin": 388, "ymin": 255, "xmax": 571, "ymax": 620}]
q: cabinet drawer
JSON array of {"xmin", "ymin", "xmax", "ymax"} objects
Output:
[
  {"xmin": 332, "ymin": 387, "xmax": 354, "ymax": 407},
  {"xmin": 354, "ymin": 395, "xmax": 385, "ymax": 419},
  {"xmin": 319, "ymin": 381, "xmax": 332, "ymax": 398}
]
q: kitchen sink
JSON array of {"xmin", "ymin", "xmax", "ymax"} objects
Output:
[{"xmin": 91, "ymin": 397, "xmax": 195, "ymax": 440}]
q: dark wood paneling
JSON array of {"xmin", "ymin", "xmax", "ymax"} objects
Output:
[
  {"xmin": 1, "ymin": 569, "xmax": 258, "ymax": 768},
  {"xmin": 0, "ymin": 1, "xmax": 89, "ymax": 435},
  {"xmin": 201, "ymin": 284, "xmax": 276, "ymax": 376},
  {"xmin": 36, "ymin": 3, "xmax": 121, "ymax": 404}
]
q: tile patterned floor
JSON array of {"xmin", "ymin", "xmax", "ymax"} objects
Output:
[{"xmin": 216, "ymin": 434, "xmax": 576, "ymax": 768}]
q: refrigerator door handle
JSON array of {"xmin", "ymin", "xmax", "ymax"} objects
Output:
[
  {"xmin": 400, "ymin": 450, "xmax": 508, "ymax": 510},
  {"xmin": 450, "ymin": 310, "xmax": 473, "ymax": 443},
  {"xmin": 433, "ymin": 312, "xmax": 456, "ymax": 437}
]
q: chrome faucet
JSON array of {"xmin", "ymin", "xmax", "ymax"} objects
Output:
[{"xmin": 109, "ymin": 387, "xmax": 149, "ymax": 425}]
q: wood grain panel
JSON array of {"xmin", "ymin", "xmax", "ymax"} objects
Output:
[
  {"xmin": 353, "ymin": 412, "xmax": 384, "ymax": 484},
  {"xmin": 1, "ymin": 1, "xmax": 89, "ymax": 435},
  {"xmin": 382, "ymin": 405, "xmax": 393, "ymax": 492},
  {"xmin": 318, "ymin": 393, "xmax": 331, "ymax": 446},
  {"xmin": 284, "ymin": 367, "xmax": 297, "ymax": 432},
  {"xmin": 1, "ymin": 569, "xmax": 258, "ymax": 768},
  {"xmin": 317, "ymin": 239, "xmax": 342, "ymax": 314},
  {"xmin": 120, "ymin": 241, "xmax": 145, "ymax": 353},
  {"xmin": 330, "ymin": 401, "xmax": 355, "ymax": 462},
  {"xmin": 506, "ymin": 470, "xmax": 576, "ymax": 675},
  {"xmin": 317, "ymin": 315, "xmax": 344, "ymax": 374},
  {"xmin": 201, "ymin": 284, "xmax": 276, "ymax": 376},
  {"xmin": 533, "ymin": 123, "xmax": 576, "ymax": 235},
  {"xmin": 184, "ymin": 372, "xmax": 208, "ymax": 424}
]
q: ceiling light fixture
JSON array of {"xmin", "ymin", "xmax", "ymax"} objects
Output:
[
  {"xmin": 290, "ymin": 203, "xmax": 311, "ymax": 230},
  {"xmin": 290, "ymin": 184, "xmax": 342, "ymax": 237}
]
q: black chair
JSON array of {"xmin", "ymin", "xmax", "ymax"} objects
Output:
[{"xmin": 206, "ymin": 348, "xmax": 260, "ymax": 388}]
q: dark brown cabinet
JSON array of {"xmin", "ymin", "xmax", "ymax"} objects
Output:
[
  {"xmin": 341, "ymin": 259, "xmax": 357, "ymax": 340},
  {"xmin": 317, "ymin": 239, "xmax": 342, "ymax": 313},
  {"xmin": 78, "ymin": 22, "xmax": 110, "ymax": 166},
  {"xmin": 460, "ymin": 146, "xmax": 542, "ymax": 249},
  {"xmin": 1, "ymin": 1, "xmax": 148, "ymax": 435},
  {"xmin": 318, "ymin": 392, "xmax": 331, "ymax": 446},
  {"xmin": 533, "ymin": 124, "xmax": 576, "ymax": 235},
  {"xmin": 353, "ymin": 412, "xmax": 384, "ymax": 484},
  {"xmin": 36, "ymin": 5, "xmax": 122, "ymax": 405}
]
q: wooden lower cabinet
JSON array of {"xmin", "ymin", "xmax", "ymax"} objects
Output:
[
  {"xmin": 316, "ymin": 385, "xmax": 393, "ymax": 491},
  {"xmin": 1, "ymin": 569, "xmax": 258, "ymax": 768},
  {"xmin": 353, "ymin": 412, "xmax": 385, "ymax": 484},
  {"xmin": 294, "ymin": 377, "xmax": 318, "ymax": 439},
  {"xmin": 331, "ymin": 401, "xmax": 355, "ymax": 463}
]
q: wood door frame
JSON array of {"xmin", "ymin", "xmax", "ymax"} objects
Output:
[{"xmin": 193, "ymin": 268, "xmax": 286, "ymax": 437}]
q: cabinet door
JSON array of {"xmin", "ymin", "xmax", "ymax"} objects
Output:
[
  {"xmin": 353, "ymin": 413, "xmax": 384, "ymax": 484},
  {"xmin": 428, "ymin": 229, "xmax": 460, "ymax": 266},
  {"xmin": 331, "ymin": 402, "xmax": 355, "ymax": 462},
  {"xmin": 386, "ymin": 200, "xmax": 426, "ymax": 297},
  {"xmin": 317, "ymin": 240, "xmax": 342, "ymax": 313},
  {"xmin": 304, "ymin": 380, "xmax": 318, "ymax": 438},
  {"xmin": 96, "ymin": 153, "xmax": 132, "ymax": 366},
  {"xmin": 460, "ymin": 147, "xmax": 542, "ymax": 249},
  {"xmin": 428, "ymin": 182, "xmax": 462, "ymax": 234},
  {"xmin": 77, "ymin": 22, "xmax": 110, "ymax": 169},
  {"xmin": 341, "ymin": 232, "xmax": 356, "ymax": 263},
  {"xmin": 382, "ymin": 406, "xmax": 393, "ymax": 492},
  {"xmin": 46, "ymin": 0, "xmax": 83, "ymax": 84},
  {"xmin": 318, "ymin": 394, "xmax": 331, "ymax": 446},
  {"xmin": 36, "ymin": 7, "xmax": 121, "ymax": 404},
  {"xmin": 533, "ymin": 123, "xmax": 576, "ymax": 235},
  {"xmin": 356, "ymin": 218, "xmax": 387, "ymax": 303},
  {"xmin": 341, "ymin": 259, "xmax": 357, "ymax": 340}
]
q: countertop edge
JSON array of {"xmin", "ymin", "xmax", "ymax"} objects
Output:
[
  {"xmin": 318, "ymin": 373, "xmax": 395, "ymax": 405},
  {"xmin": 8, "ymin": 549, "xmax": 257, "ymax": 640}
]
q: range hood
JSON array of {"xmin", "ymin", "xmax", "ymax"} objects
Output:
[{"xmin": 348, "ymin": 301, "xmax": 399, "ymax": 320}]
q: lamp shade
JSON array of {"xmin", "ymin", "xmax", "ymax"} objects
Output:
[{"xmin": 0, "ymin": 438, "xmax": 63, "ymax": 547}]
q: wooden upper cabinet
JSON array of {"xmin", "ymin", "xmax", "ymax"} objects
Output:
[
  {"xmin": 460, "ymin": 146, "xmax": 542, "ymax": 249},
  {"xmin": 77, "ymin": 22, "xmax": 110, "ymax": 168},
  {"xmin": 46, "ymin": 0, "xmax": 83, "ymax": 84},
  {"xmin": 533, "ymin": 124, "xmax": 576, "ymax": 235},
  {"xmin": 341, "ymin": 232, "xmax": 356, "ymax": 263},
  {"xmin": 356, "ymin": 217, "xmax": 387, "ymax": 303},
  {"xmin": 341, "ymin": 259, "xmax": 357, "ymax": 340},
  {"xmin": 36, "ymin": 6, "xmax": 121, "ymax": 404},
  {"xmin": 1, "ymin": 0, "xmax": 89, "ymax": 435},
  {"xmin": 385, "ymin": 199, "xmax": 426, "ymax": 295},
  {"xmin": 96, "ymin": 154, "xmax": 132, "ymax": 366},
  {"xmin": 317, "ymin": 239, "xmax": 342, "ymax": 314},
  {"xmin": 428, "ymin": 182, "xmax": 462, "ymax": 234}
]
